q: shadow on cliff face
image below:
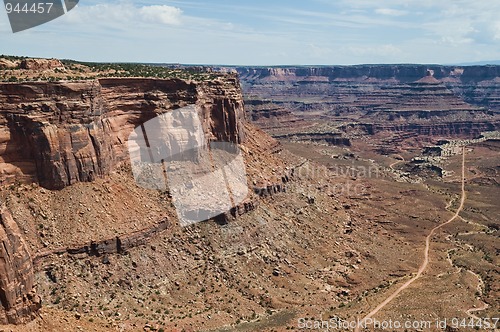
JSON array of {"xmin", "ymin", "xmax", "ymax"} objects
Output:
[
  {"xmin": 2, "ymin": 109, "xmax": 155, "ymax": 191},
  {"xmin": 3, "ymin": 114, "xmax": 38, "ymax": 185},
  {"xmin": 4, "ymin": 113, "xmax": 111, "ymax": 190}
]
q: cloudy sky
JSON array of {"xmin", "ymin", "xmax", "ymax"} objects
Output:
[{"xmin": 1, "ymin": 0, "xmax": 499, "ymax": 65}]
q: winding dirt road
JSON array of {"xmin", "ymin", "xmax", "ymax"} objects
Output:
[
  {"xmin": 355, "ymin": 147, "xmax": 467, "ymax": 331},
  {"xmin": 389, "ymin": 155, "xmax": 405, "ymax": 169}
]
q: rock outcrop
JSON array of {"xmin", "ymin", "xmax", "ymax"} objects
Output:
[
  {"xmin": 33, "ymin": 217, "xmax": 171, "ymax": 266},
  {"xmin": 19, "ymin": 59, "xmax": 65, "ymax": 71},
  {"xmin": 0, "ymin": 76, "xmax": 245, "ymax": 189},
  {"xmin": 0, "ymin": 205, "xmax": 40, "ymax": 324}
]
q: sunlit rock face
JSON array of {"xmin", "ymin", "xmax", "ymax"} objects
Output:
[{"xmin": 0, "ymin": 76, "xmax": 245, "ymax": 189}]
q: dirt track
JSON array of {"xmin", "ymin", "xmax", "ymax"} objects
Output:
[{"xmin": 355, "ymin": 146, "xmax": 467, "ymax": 331}]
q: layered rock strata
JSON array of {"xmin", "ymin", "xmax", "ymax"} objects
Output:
[
  {"xmin": 0, "ymin": 205, "xmax": 40, "ymax": 324},
  {"xmin": 0, "ymin": 74, "xmax": 248, "ymax": 324},
  {"xmin": 0, "ymin": 76, "xmax": 245, "ymax": 189},
  {"xmin": 236, "ymin": 65, "xmax": 500, "ymax": 142}
]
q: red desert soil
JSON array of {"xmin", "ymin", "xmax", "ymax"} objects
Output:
[{"xmin": 355, "ymin": 146, "xmax": 467, "ymax": 332}]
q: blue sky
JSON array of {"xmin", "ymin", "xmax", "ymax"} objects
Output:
[{"xmin": 1, "ymin": 0, "xmax": 499, "ymax": 65}]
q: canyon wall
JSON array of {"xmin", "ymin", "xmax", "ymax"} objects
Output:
[
  {"xmin": 236, "ymin": 65, "xmax": 500, "ymax": 142},
  {"xmin": 0, "ymin": 205, "xmax": 40, "ymax": 324},
  {"xmin": 0, "ymin": 74, "xmax": 246, "ymax": 324},
  {"xmin": 0, "ymin": 76, "xmax": 245, "ymax": 189}
]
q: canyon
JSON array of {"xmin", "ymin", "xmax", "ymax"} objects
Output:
[
  {"xmin": 0, "ymin": 58, "xmax": 498, "ymax": 331},
  {"xmin": 237, "ymin": 65, "xmax": 500, "ymax": 152},
  {"xmin": 236, "ymin": 64, "xmax": 500, "ymax": 331}
]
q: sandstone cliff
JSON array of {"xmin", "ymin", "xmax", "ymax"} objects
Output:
[
  {"xmin": 236, "ymin": 65, "xmax": 500, "ymax": 143},
  {"xmin": 0, "ymin": 205, "xmax": 40, "ymax": 324},
  {"xmin": 0, "ymin": 73, "xmax": 248, "ymax": 325},
  {"xmin": 0, "ymin": 76, "xmax": 245, "ymax": 189},
  {"xmin": 238, "ymin": 65, "xmax": 500, "ymax": 111}
]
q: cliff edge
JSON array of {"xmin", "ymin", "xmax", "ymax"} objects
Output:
[{"xmin": 0, "ymin": 76, "xmax": 245, "ymax": 189}]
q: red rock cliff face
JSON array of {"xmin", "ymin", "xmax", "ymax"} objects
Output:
[
  {"xmin": 237, "ymin": 65, "xmax": 500, "ymax": 111},
  {"xmin": 0, "ymin": 205, "xmax": 40, "ymax": 324},
  {"xmin": 236, "ymin": 65, "xmax": 500, "ymax": 140},
  {"xmin": 0, "ymin": 76, "xmax": 245, "ymax": 189}
]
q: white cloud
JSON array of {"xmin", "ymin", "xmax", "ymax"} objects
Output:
[
  {"xmin": 494, "ymin": 22, "xmax": 500, "ymax": 40},
  {"xmin": 424, "ymin": 20, "xmax": 476, "ymax": 46},
  {"xmin": 139, "ymin": 5, "xmax": 183, "ymax": 25},
  {"xmin": 375, "ymin": 8, "xmax": 408, "ymax": 16},
  {"xmin": 62, "ymin": 3, "xmax": 183, "ymax": 27}
]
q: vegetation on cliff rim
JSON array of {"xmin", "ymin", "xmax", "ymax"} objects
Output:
[{"xmin": 0, "ymin": 56, "xmax": 223, "ymax": 82}]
